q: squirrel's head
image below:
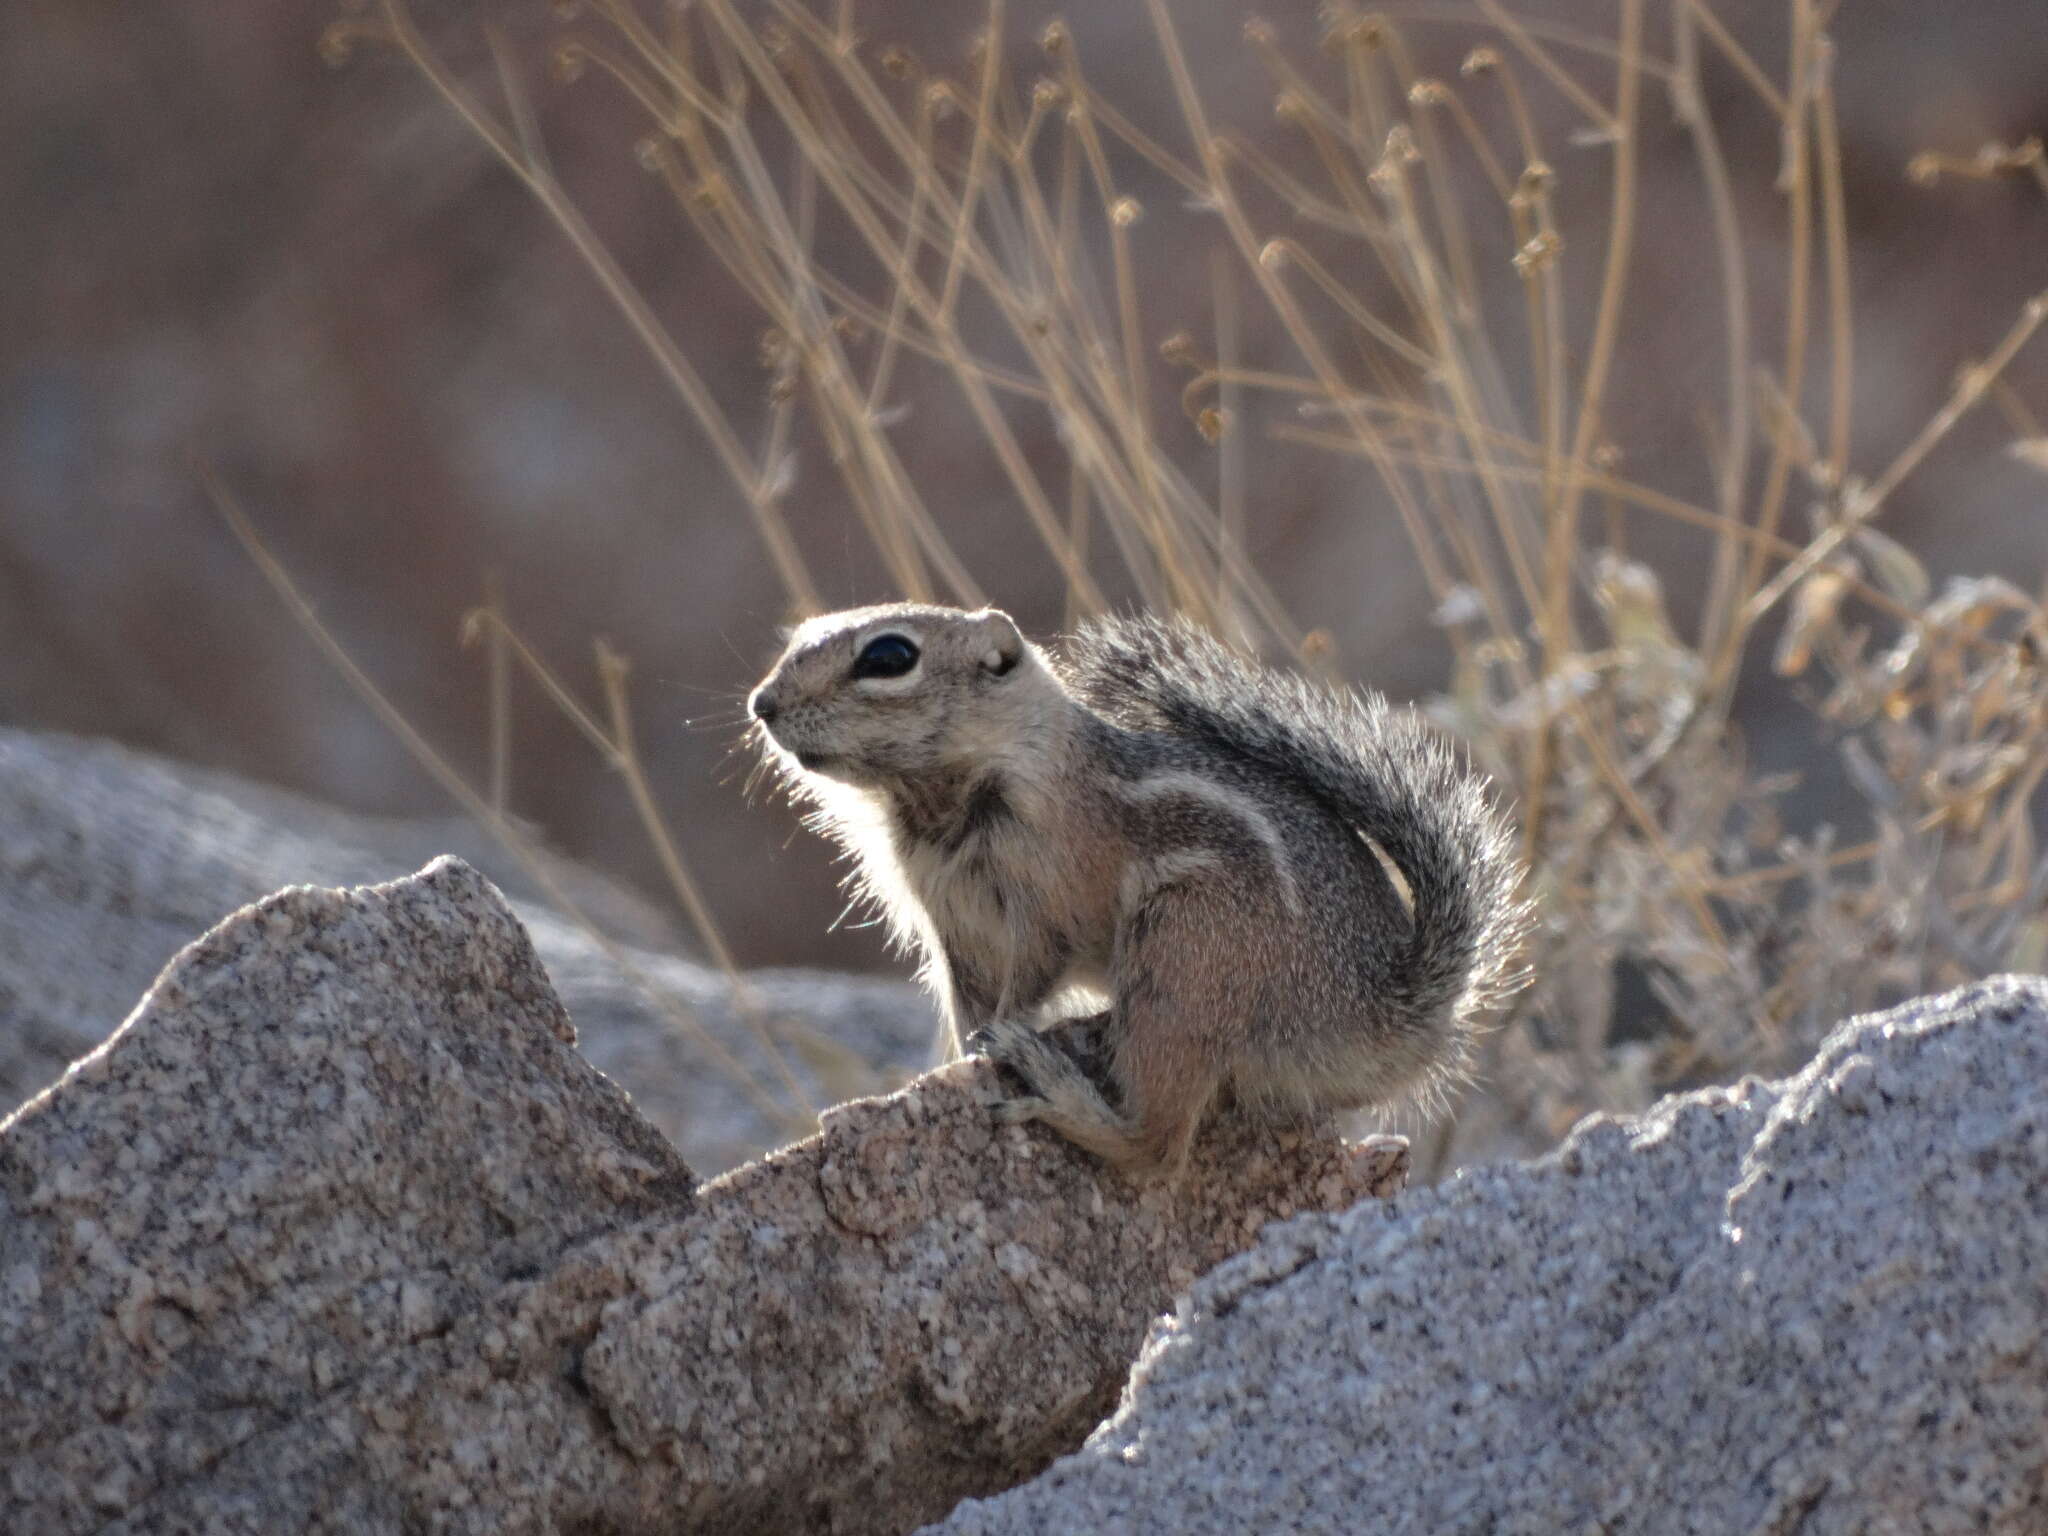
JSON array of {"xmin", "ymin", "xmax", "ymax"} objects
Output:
[{"xmin": 748, "ymin": 603, "xmax": 1060, "ymax": 791}]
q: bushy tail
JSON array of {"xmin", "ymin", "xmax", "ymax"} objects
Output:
[{"xmin": 1061, "ymin": 615, "xmax": 1532, "ymax": 1028}]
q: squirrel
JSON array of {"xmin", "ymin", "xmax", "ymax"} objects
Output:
[{"xmin": 748, "ymin": 603, "xmax": 1530, "ymax": 1180}]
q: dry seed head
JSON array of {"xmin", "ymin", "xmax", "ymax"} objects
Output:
[
  {"xmin": 1041, "ymin": 21, "xmax": 1068, "ymax": 56},
  {"xmin": 1244, "ymin": 18, "xmax": 1277, "ymax": 47},
  {"xmin": 1905, "ymin": 152, "xmax": 1943, "ymax": 187},
  {"xmin": 1258, "ymin": 239, "xmax": 1290, "ymax": 270},
  {"xmin": 1409, "ymin": 79, "xmax": 1451, "ymax": 107},
  {"xmin": 1111, "ymin": 196, "xmax": 1144, "ymax": 227},
  {"xmin": 1879, "ymin": 628, "xmax": 1922, "ymax": 686},
  {"xmin": 1972, "ymin": 138, "xmax": 2040, "ymax": 172},
  {"xmin": 1274, "ymin": 90, "xmax": 1309, "ymax": 125},
  {"xmin": 1431, "ymin": 585, "xmax": 1484, "ymax": 628},
  {"xmin": 1776, "ymin": 566, "xmax": 1851, "ymax": 678},
  {"xmin": 633, "ymin": 138, "xmax": 665, "ymax": 173},
  {"xmin": 1926, "ymin": 575, "xmax": 2037, "ymax": 634},
  {"xmin": 879, "ymin": 45, "xmax": 917, "ymax": 80},
  {"xmin": 1509, "ymin": 160, "xmax": 1556, "ymax": 210},
  {"xmin": 923, "ymin": 80, "xmax": 957, "ymax": 119},
  {"xmin": 1591, "ymin": 441, "xmax": 1622, "ymax": 471},
  {"xmin": 1159, "ymin": 330, "xmax": 1200, "ymax": 366},
  {"xmin": 1032, "ymin": 78, "xmax": 1064, "ymax": 110},
  {"xmin": 317, "ymin": 22, "xmax": 359, "ymax": 68},
  {"xmin": 1474, "ymin": 635, "xmax": 1526, "ymax": 670},
  {"xmin": 1197, "ymin": 406, "xmax": 1227, "ymax": 443},
  {"xmin": 1461, "ymin": 47, "xmax": 1501, "ymax": 76},
  {"xmin": 550, "ymin": 42, "xmax": 587, "ymax": 85},
  {"xmin": 1594, "ymin": 550, "xmax": 1664, "ymax": 618},
  {"xmin": 1367, "ymin": 137, "xmax": 1418, "ymax": 196},
  {"xmin": 2007, "ymin": 438, "xmax": 2048, "ymax": 474},
  {"xmin": 1339, "ymin": 17, "xmax": 1389, "ymax": 52},
  {"xmin": 1512, "ymin": 230, "xmax": 1562, "ymax": 275}
]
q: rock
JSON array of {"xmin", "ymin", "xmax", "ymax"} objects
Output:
[
  {"xmin": 0, "ymin": 858, "xmax": 1403, "ymax": 1534},
  {"xmin": 0, "ymin": 726, "xmax": 933, "ymax": 1169},
  {"xmin": 931, "ymin": 975, "xmax": 2048, "ymax": 1535}
]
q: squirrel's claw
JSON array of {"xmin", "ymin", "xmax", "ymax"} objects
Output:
[{"xmin": 967, "ymin": 1015, "xmax": 1040, "ymax": 1059}]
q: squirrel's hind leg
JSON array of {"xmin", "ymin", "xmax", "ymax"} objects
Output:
[
  {"xmin": 971, "ymin": 885, "xmax": 1239, "ymax": 1181},
  {"xmin": 972, "ymin": 1015, "xmax": 1214, "ymax": 1181},
  {"xmin": 969, "ymin": 1015, "xmax": 1151, "ymax": 1171}
]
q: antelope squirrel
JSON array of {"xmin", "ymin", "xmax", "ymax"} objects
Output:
[{"xmin": 748, "ymin": 603, "xmax": 1529, "ymax": 1179}]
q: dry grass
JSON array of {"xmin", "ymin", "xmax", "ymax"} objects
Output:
[{"xmin": 308, "ymin": 0, "xmax": 2048, "ymax": 1169}]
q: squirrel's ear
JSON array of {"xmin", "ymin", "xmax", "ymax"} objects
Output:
[{"xmin": 971, "ymin": 609, "xmax": 1023, "ymax": 676}]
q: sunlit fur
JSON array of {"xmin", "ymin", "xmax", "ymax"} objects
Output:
[{"xmin": 749, "ymin": 604, "xmax": 1531, "ymax": 1180}]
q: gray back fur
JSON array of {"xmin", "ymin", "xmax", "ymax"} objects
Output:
[{"xmin": 1056, "ymin": 614, "xmax": 1532, "ymax": 1032}]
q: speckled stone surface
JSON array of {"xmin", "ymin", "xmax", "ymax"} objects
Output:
[
  {"xmin": 931, "ymin": 975, "xmax": 2048, "ymax": 1535},
  {"xmin": 0, "ymin": 725, "xmax": 933, "ymax": 1170},
  {"xmin": 0, "ymin": 857, "xmax": 1402, "ymax": 1534}
]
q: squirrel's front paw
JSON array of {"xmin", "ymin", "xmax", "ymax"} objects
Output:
[
  {"xmin": 965, "ymin": 1016, "xmax": 1039, "ymax": 1061},
  {"xmin": 969, "ymin": 1019, "xmax": 1063, "ymax": 1129}
]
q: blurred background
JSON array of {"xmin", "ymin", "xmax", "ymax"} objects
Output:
[{"xmin": 6, "ymin": 0, "xmax": 2046, "ymax": 1163}]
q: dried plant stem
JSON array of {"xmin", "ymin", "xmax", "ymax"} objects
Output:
[
  {"xmin": 352, "ymin": 0, "xmax": 2048, "ymax": 1171},
  {"xmin": 1526, "ymin": 0, "xmax": 1644, "ymax": 865},
  {"xmin": 482, "ymin": 571, "xmax": 512, "ymax": 818},
  {"xmin": 382, "ymin": 0, "xmax": 821, "ymax": 617},
  {"xmin": 1719, "ymin": 0, "xmax": 1819, "ymax": 698},
  {"xmin": 209, "ymin": 469, "xmax": 809, "ymax": 1135},
  {"xmin": 596, "ymin": 640, "xmax": 818, "ymax": 1118},
  {"xmin": 1142, "ymin": 0, "xmax": 1470, "ymax": 658},
  {"xmin": 1675, "ymin": 0, "xmax": 1755, "ymax": 666},
  {"xmin": 1815, "ymin": 60, "xmax": 1855, "ymax": 487},
  {"xmin": 707, "ymin": 0, "xmax": 1109, "ymax": 611},
  {"xmin": 1742, "ymin": 290, "xmax": 2048, "ymax": 631}
]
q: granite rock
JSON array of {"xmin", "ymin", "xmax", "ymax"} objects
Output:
[
  {"xmin": 0, "ymin": 726, "xmax": 932, "ymax": 1169},
  {"xmin": 0, "ymin": 857, "xmax": 1402, "ymax": 1534},
  {"xmin": 932, "ymin": 976, "xmax": 2048, "ymax": 1534}
]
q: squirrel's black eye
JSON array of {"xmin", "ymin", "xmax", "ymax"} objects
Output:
[{"xmin": 851, "ymin": 633, "xmax": 920, "ymax": 680}]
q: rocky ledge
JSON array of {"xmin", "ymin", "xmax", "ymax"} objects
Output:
[
  {"xmin": 934, "ymin": 974, "xmax": 2048, "ymax": 1534},
  {"xmin": 5, "ymin": 850, "xmax": 2043, "ymax": 1533},
  {"xmin": 0, "ymin": 858, "xmax": 1398, "ymax": 1534}
]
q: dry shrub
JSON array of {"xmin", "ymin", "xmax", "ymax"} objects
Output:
[{"xmin": 312, "ymin": 0, "xmax": 2048, "ymax": 1169}]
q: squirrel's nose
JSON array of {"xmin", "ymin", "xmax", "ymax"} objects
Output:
[{"xmin": 749, "ymin": 688, "xmax": 780, "ymax": 724}]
